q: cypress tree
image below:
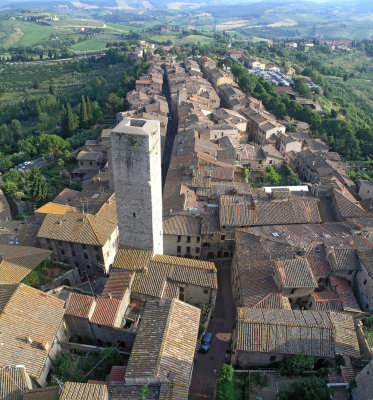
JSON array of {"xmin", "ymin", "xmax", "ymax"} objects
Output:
[
  {"xmin": 66, "ymin": 103, "xmax": 78, "ymax": 136},
  {"xmin": 86, "ymin": 96, "xmax": 92, "ymax": 126},
  {"xmin": 61, "ymin": 105, "xmax": 67, "ymax": 137},
  {"xmin": 31, "ymin": 168, "xmax": 48, "ymax": 205},
  {"xmin": 80, "ymin": 95, "xmax": 89, "ymax": 129}
]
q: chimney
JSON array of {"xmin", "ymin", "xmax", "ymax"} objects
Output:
[
  {"xmin": 41, "ymin": 340, "xmax": 51, "ymax": 352},
  {"xmin": 108, "ymin": 293, "xmax": 112, "ymax": 299}
]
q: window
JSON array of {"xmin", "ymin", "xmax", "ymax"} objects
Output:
[
  {"xmin": 364, "ymin": 279, "xmax": 368, "ymax": 285},
  {"xmin": 187, "ymin": 236, "xmax": 191, "ymax": 243},
  {"xmin": 89, "ymin": 161, "xmax": 92, "ymax": 166},
  {"xmin": 46, "ymin": 238, "xmax": 51, "ymax": 244},
  {"xmin": 177, "ymin": 235, "xmax": 181, "ymax": 242},
  {"xmin": 290, "ymin": 288, "xmax": 296, "ymax": 294},
  {"xmin": 72, "ymin": 251, "xmax": 76, "ymax": 257},
  {"xmin": 204, "ymin": 289, "xmax": 208, "ymax": 294},
  {"xmin": 177, "ymin": 246, "xmax": 181, "ymax": 253},
  {"xmin": 196, "ymin": 247, "xmax": 200, "ymax": 253},
  {"xmin": 221, "ymin": 235, "xmax": 225, "ymax": 241},
  {"xmin": 80, "ymin": 161, "xmax": 83, "ymax": 166},
  {"xmin": 133, "ymin": 212, "xmax": 136, "ymax": 218},
  {"xmin": 48, "ymin": 247, "xmax": 53, "ymax": 251},
  {"xmin": 94, "ymin": 246, "xmax": 99, "ymax": 251},
  {"xmin": 84, "ymin": 253, "xmax": 88, "ymax": 259},
  {"xmin": 179, "ymin": 287, "xmax": 184, "ymax": 292},
  {"xmin": 96, "ymin": 255, "xmax": 101, "ymax": 261},
  {"xmin": 186, "ymin": 246, "xmax": 191, "ymax": 253},
  {"xmin": 269, "ymin": 356, "xmax": 277, "ymax": 362},
  {"xmin": 366, "ymin": 304, "xmax": 369, "ymax": 309},
  {"xmin": 58, "ymin": 241, "xmax": 62, "ymax": 246},
  {"xmin": 60, "ymin": 249, "xmax": 65, "ymax": 255},
  {"xmin": 348, "ymin": 270, "xmax": 353, "ymax": 275},
  {"xmin": 196, "ymin": 237, "xmax": 200, "ymax": 242},
  {"xmin": 82, "ymin": 244, "xmax": 87, "ymax": 249}
]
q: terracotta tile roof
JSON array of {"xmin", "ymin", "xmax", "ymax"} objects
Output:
[
  {"xmin": 90, "ymin": 296, "xmax": 122, "ymax": 327},
  {"xmin": 237, "ymin": 308, "xmax": 335, "ymax": 357},
  {"xmin": 220, "ymin": 199, "xmax": 321, "ymax": 227},
  {"xmin": 108, "ymin": 366, "xmax": 126, "ymax": 383},
  {"xmin": 163, "ymin": 215, "xmax": 201, "ymax": 236},
  {"xmin": 53, "ymin": 188, "xmax": 80, "ymax": 204},
  {"xmin": 125, "ymin": 298, "xmax": 200, "ymax": 390},
  {"xmin": 305, "ymin": 244, "xmax": 331, "ymax": 277},
  {"xmin": 159, "ymin": 381, "xmax": 190, "ymax": 400},
  {"xmin": 131, "ymin": 257, "xmax": 217, "ymax": 298},
  {"xmin": 252, "ymin": 292, "xmax": 291, "ymax": 310},
  {"xmin": 275, "ymin": 258, "xmax": 317, "ymax": 288},
  {"xmin": 328, "ymin": 246, "xmax": 361, "ymax": 271},
  {"xmin": 312, "ymin": 291, "xmax": 343, "ymax": 312},
  {"xmin": 113, "ymin": 248, "xmax": 154, "ymax": 270},
  {"xmin": 234, "ymin": 230, "xmax": 292, "ymax": 308},
  {"xmin": 37, "ymin": 212, "xmax": 116, "ymax": 246},
  {"xmin": 35, "ymin": 202, "xmax": 79, "ymax": 215},
  {"xmin": 0, "ymin": 284, "xmax": 65, "ymax": 380},
  {"xmin": 0, "ymin": 245, "xmax": 52, "ymax": 284},
  {"xmin": 0, "ymin": 366, "xmax": 31, "ymax": 400},
  {"xmin": 24, "ymin": 386, "xmax": 60, "ymax": 400},
  {"xmin": 60, "ymin": 382, "xmax": 107, "ymax": 400},
  {"xmin": 0, "ymin": 284, "xmax": 17, "ymax": 312},
  {"xmin": 329, "ymin": 312, "xmax": 360, "ymax": 358},
  {"xmin": 101, "ymin": 269, "xmax": 134, "ymax": 299},
  {"xmin": 65, "ymin": 293, "xmax": 95, "ymax": 318},
  {"xmin": 333, "ymin": 189, "xmax": 367, "ymax": 219},
  {"xmin": 330, "ymin": 277, "xmax": 361, "ymax": 313}
]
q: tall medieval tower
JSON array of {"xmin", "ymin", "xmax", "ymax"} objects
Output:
[{"xmin": 110, "ymin": 118, "xmax": 163, "ymax": 254}]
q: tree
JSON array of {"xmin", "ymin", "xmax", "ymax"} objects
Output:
[
  {"xmin": 11, "ymin": 119, "xmax": 23, "ymax": 141},
  {"xmin": 279, "ymin": 354, "xmax": 314, "ymax": 376},
  {"xmin": 216, "ymin": 364, "xmax": 235, "ymax": 400},
  {"xmin": 265, "ymin": 166, "xmax": 281, "ymax": 186},
  {"xmin": 281, "ymin": 165, "xmax": 300, "ymax": 186},
  {"xmin": 86, "ymin": 96, "xmax": 93, "ymax": 125},
  {"xmin": 138, "ymin": 385, "xmax": 150, "ymax": 400},
  {"xmin": 279, "ymin": 377, "xmax": 332, "ymax": 400},
  {"xmin": 79, "ymin": 95, "xmax": 89, "ymax": 129},
  {"xmin": 294, "ymin": 78, "xmax": 312, "ymax": 98},
  {"xmin": 40, "ymin": 134, "xmax": 70, "ymax": 159},
  {"xmin": 104, "ymin": 93, "xmax": 124, "ymax": 114},
  {"xmin": 30, "ymin": 167, "xmax": 47, "ymax": 204},
  {"xmin": 66, "ymin": 103, "xmax": 79, "ymax": 136}
]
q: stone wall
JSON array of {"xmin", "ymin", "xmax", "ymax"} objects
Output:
[{"xmin": 40, "ymin": 268, "xmax": 81, "ymax": 291}]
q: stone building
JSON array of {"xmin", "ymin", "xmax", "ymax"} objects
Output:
[
  {"xmin": 110, "ymin": 118, "xmax": 163, "ymax": 254},
  {"xmin": 113, "ymin": 249, "xmax": 218, "ymax": 309},
  {"xmin": 352, "ymin": 359, "xmax": 373, "ymax": 400},
  {"xmin": 231, "ymin": 308, "xmax": 360, "ymax": 368},
  {"xmin": 163, "ymin": 215, "xmax": 201, "ymax": 259},
  {"xmin": 37, "ymin": 211, "xmax": 119, "ymax": 276},
  {"xmin": 0, "ymin": 283, "xmax": 69, "ymax": 387}
]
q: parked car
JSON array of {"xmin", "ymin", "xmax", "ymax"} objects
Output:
[{"xmin": 199, "ymin": 332, "xmax": 213, "ymax": 353}]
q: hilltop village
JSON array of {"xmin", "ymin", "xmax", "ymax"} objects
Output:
[{"xmin": 1, "ymin": 48, "xmax": 373, "ymax": 400}]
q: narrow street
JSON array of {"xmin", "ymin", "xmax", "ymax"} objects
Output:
[
  {"xmin": 161, "ymin": 69, "xmax": 178, "ymax": 188},
  {"xmin": 189, "ymin": 260, "xmax": 236, "ymax": 400}
]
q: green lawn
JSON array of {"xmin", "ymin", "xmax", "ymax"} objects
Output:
[
  {"xmin": 150, "ymin": 33, "xmax": 214, "ymax": 45},
  {"xmin": 70, "ymin": 39, "xmax": 108, "ymax": 51},
  {"xmin": 106, "ymin": 23, "xmax": 140, "ymax": 32}
]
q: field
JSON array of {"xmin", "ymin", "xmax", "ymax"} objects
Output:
[
  {"xmin": 70, "ymin": 39, "xmax": 108, "ymax": 51},
  {"xmin": 150, "ymin": 32, "xmax": 214, "ymax": 44},
  {"xmin": 15, "ymin": 22, "xmax": 56, "ymax": 47},
  {"xmin": 0, "ymin": 60, "xmax": 126, "ymax": 106}
]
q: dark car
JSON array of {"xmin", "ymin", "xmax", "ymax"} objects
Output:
[{"xmin": 199, "ymin": 332, "xmax": 213, "ymax": 353}]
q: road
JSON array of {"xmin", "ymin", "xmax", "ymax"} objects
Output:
[
  {"xmin": 161, "ymin": 69, "xmax": 177, "ymax": 188},
  {"xmin": 189, "ymin": 259, "xmax": 236, "ymax": 400}
]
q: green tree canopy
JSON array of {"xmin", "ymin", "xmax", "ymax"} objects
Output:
[
  {"xmin": 265, "ymin": 165, "xmax": 281, "ymax": 186},
  {"xmin": 279, "ymin": 377, "xmax": 332, "ymax": 400}
]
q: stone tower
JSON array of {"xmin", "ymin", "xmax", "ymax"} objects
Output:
[{"xmin": 111, "ymin": 118, "xmax": 163, "ymax": 254}]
